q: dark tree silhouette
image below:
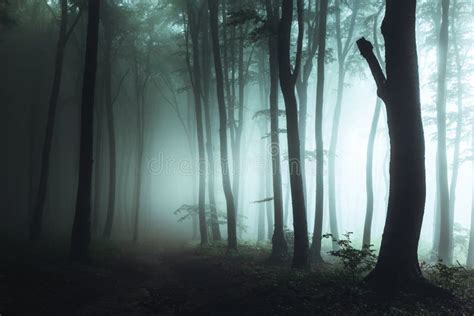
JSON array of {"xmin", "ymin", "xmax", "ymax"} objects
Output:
[
  {"xmin": 30, "ymin": 0, "xmax": 73, "ymax": 241},
  {"xmin": 310, "ymin": 0, "xmax": 329, "ymax": 263},
  {"xmin": 265, "ymin": 0, "xmax": 288, "ymax": 260},
  {"xmin": 101, "ymin": 1, "xmax": 117, "ymax": 240},
  {"xmin": 201, "ymin": 5, "xmax": 221, "ymax": 241},
  {"xmin": 208, "ymin": 0, "xmax": 237, "ymax": 251},
  {"xmin": 436, "ymin": 0, "xmax": 452, "ymax": 265},
  {"xmin": 363, "ymin": 4, "xmax": 384, "ymax": 248},
  {"xmin": 278, "ymin": 0, "xmax": 309, "ymax": 268},
  {"xmin": 70, "ymin": 0, "xmax": 100, "ymax": 262},
  {"xmin": 187, "ymin": 1, "xmax": 208, "ymax": 245},
  {"xmin": 357, "ymin": 0, "xmax": 428, "ymax": 291}
]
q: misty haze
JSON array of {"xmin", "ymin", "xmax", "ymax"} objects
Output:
[{"xmin": 2, "ymin": 0, "xmax": 474, "ymax": 314}]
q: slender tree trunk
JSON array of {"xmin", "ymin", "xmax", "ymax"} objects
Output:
[
  {"xmin": 132, "ymin": 76, "xmax": 147, "ymax": 242},
  {"xmin": 284, "ymin": 176, "xmax": 290, "ymax": 228},
  {"xmin": 29, "ymin": 0, "xmax": 68, "ymax": 241},
  {"xmin": 357, "ymin": 0, "xmax": 427, "ymax": 291},
  {"xmin": 70, "ymin": 0, "xmax": 100, "ymax": 261},
  {"xmin": 468, "ymin": 116, "xmax": 474, "ymax": 267},
  {"xmin": 278, "ymin": 0, "xmax": 309, "ymax": 268},
  {"xmin": 311, "ymin": 0, "xmax": 329, "ymax": 263},
  {"xmin": 448, "ymin": 4, "xmax": 462, "ymax": 255},
  {"xmin": 363, "ymin": 7, "xmax": 384, "ymax": 248},
  {"xmin": 327, "ymin": 0, "xmax": 360, "ymax": 249},
  {"xmin": 266, "ymin": 159, "xmax": 274, "ymax": 241},
  {"xmin": 208, "ymin": 0, "xmax": 237, "ymax": 251},
  {"xmin": 201, "ymin": 6, "xmax": 221, "ymax": 241},
  {"xmin": 188, "ymin": 3, "xmax": 208, "ymax": 245},
  {"xmin": 327, "ymin": 66, "xmax": 343, "ymax": 247},
  {"xmin": 432, "ymin": 150, "xmax": 441, "ymax": 258},
  {"xmin": 363, "ymin": 98, "xmax": 382, "ymax": 247},
  {"xmin": 101, "ymin": 20, "xmax": 117, "ymax": 240},
  {"xmin": 264, "ymin": 0, "xmax": 287, "ymax": 259},
  {"xmin": 436, "ymin": 0, "xmax": 452, "ymax": 265}
]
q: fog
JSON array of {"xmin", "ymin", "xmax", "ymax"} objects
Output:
[{"xmin": 3, "ymin": 0, "xmax": 474, "ymax": 266}]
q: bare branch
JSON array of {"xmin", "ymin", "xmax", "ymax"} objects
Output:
[{"xmin": 356, "ymin": 37, "xmax": 387, "ymax": 101}]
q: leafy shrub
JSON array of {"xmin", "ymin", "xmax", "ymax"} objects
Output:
[
  {"xmin": 421, "ymin": 260, "xmax": 474, "ymax": 301},
  {"xmin": 323, "ymin": 232, "xmax": 377, "ymax": 275}
]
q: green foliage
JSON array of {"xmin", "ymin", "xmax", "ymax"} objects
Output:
[
  {"xmin": 423, "ymin": 260, "xmax": 474, "ymax": 300},
  {"xmin": 323, "ymin": 232, "xmax": 377, "ymax": 275}
]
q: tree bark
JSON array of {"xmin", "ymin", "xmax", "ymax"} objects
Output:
[
  {"xmin": 448, "ymin": 2, "xmax": 462, "ymax": 259},
  {"xmin": 357, "ymin": 0, "xmax": 428, "ymax": 291},
  {"xmin": 29, "ymin": 0, "xmax": 68, "ymax": 241},
  {"xmin": 101, "ymin": 10, "xmax": 117, "ymax": 240},
  {"xmin": 70, "ymin": 0, "xmax": 100, "ymax": 262},
  {"xmin": 310, "ymin": 0, "xmax": 329, "ymax": 263},
  {"xmin": 278, "ymin": 0, "xmax": 309, "ymax": 268},
  {"xmin": 266, "ymin": 0, "xmax": 287, "ymax": 260},
  {"xmin": 208, "ymin": 0, "xmax": 237, "ymax": 251},
  {"xmin": 363, "ymin": 5, "xmax": 384, "ymax": 248},
  {"xmin": 188, "ymin": 2, "xmax": 208, "ymax": 245},
  {"xmin": 468, "ymin": 116, "xmax": 474, "ymax": 267},
  {"xmin": 436, "ymin": 0, "xmax": 452, "ymax": 265},
  {"xmin": 363, "ymin": 98, "xmax": 382, "ymax": 247},
  {"xmin": 328, "ymin": 0, "xmax": 360, "ymax": 250},
  {"xmin": 201, "ymin": 5, "xmax": 221, "ymax": 241}
]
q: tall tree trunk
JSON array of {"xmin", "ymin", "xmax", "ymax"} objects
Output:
[
  {"xmin": 70, "ymin": 0, "xmax": 100, "ymax": 261},
  {"xmin": 432, "ymin": 150, "xmax": 441, "ymax": 258},
  {"xmin": 278, "ymin": 0, "xmax": 309, "ymax": 268},
  {"xmin": 188, "ymin": 2, "xmax": 208, "ymax": 245},
  {"xmin": 284, "ymin": 177, "xmax": 290, "ymax": 228},
  {"xmin": 311, "ymin": 0, "xmax": 329, "ymax": 263},
  {"xmin": 232, "ymin": 21, "xmax": 244, "ymax": 226},
  {"xmin": 357, "ymin": 0, "xmax": 427, "ymax": 291},
  {"xmin": 363, "ymin": 98, "xmax": 382, "ymax": 247},
  {"xmin": 201, "ymin": 5, "xmax": 221, "ymax": 241},
  {"xmin": 101, "ymin": 17, "xmax": 117, "ymax": 240},
  {"xmin": 436, "ymin": 0, "xmax": 452, "ymax": 265},
  {"xmin": 363, "ymin": 6, "xmax": 384, "ymax": 248},
  {"xmin": 265, "ymin": 0, "xmax": 287, "ymax": 259},
  {"xmin": 468, "ymin": 116, "xmax": 474, "ymax": 267},
  {"xmin": 266, "ymin": 159, "xmax": 274, "ymax": 240},
  {"xmin": 327, "ymin": 0, "xmax": 360, "ymax": 249},
  {"xmin": 29, "ymin": 0, "xmax": 68, "ymax": 241},
  {"xmin": 295, "ymin": 0, "xmax": 319, "ymax": 209},
  {"xmin": 448, "ymin": 2, "xmax": 462, "ymax": 256},
  {"xmin": 208, "ymin": 0, "xmax": 237, "ymax": 251}
]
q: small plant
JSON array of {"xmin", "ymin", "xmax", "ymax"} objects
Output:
[
  {"xmin": 425, "ymin": 260, "xmax": 468, "ymax": 292},
  {"xmin": 323, "ymin": 232, "xmax": 377, "ymax": 275}
]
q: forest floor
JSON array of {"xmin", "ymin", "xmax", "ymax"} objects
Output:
[{"xmin": 1, "ymin": 241, "xmax": 474, "ymax": 315}]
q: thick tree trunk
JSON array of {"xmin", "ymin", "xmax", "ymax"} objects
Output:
[
  {"xmin": 278, "ymin": 0, "xmax": 309, "ymax": 268},
  {"xmin": 357, "ymin": 0, "xmax": 427, "ymax": 292},
  {"xmin": 29, "ymin": 0, "xmax": 68, "ymax": 241},
  {"xmin": 101, "ymin": 21, "xmax": 117, "ymax": 240},
  {"xmin": 70, "ymin": 0, "xmax": 100, "ymax": 262},
  {"xmin": 310, "ymin": 0, "xmax": 329, "ymax": 263},
  {"xmin": 208, "ymin": 0, "xmax": 237, "ymax": 251},
  {"xmin": 436, "ymin": 0, "xmax": 452, "ymax": 265}
]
